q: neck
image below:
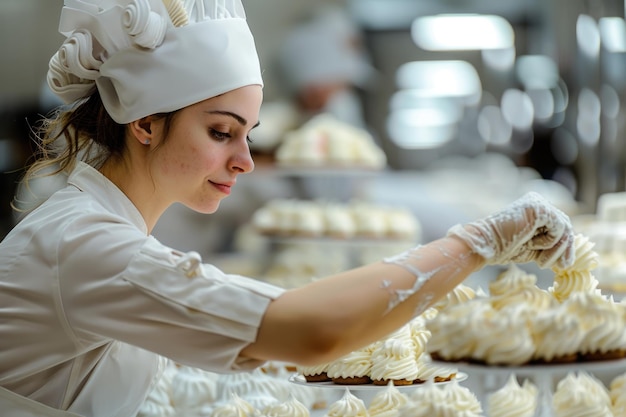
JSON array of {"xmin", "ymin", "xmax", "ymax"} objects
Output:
[{"xmin": 99, "ymin": 155, "xmax": 168, "ymax": 234}]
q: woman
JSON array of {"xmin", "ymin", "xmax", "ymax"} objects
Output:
[{"xmin": 0, "ymin": 1, "xmax": 575, "ymax": 416}]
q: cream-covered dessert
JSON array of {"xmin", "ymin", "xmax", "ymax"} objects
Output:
[
  {"xmin": 252, "ymin": 199, "xmax": 419, "ymax": 240},
  {"xmin": 170, "ymin": 365, "xmax": 219, "ymax": 412},
  {"xmin": 425, "ymin": 233, "xmax": 626, "ymax": 365},
  {"xmin": 469, "ymin": 304, "xmax": 535, "ymax": 365},
  {"xmin": 323, "ymin": 202, "xmax": 357, "ymax": 239},
  {"xmin": 561, "ymin": 292, "xmax": 626, "ymax": 359},
  {"xmin": 426, "ymin": 299, "xmax": 492, "ymax": 362},
  {"xmin": 489, "ymin": 264, "xmax": 539, "ymax": 297},
  {"xmin": 407, "ymin": 315, "xmax": 431, "ymax": 360},
  {"xmin": 369, "ymin": 324, "xmax": 419, "ymax": 385},
  {"xmin": 262, "ymin": 395, "xmax": 310, "ymax": 417},
  {"xmin": 400, "ymin": 380, "xmax": 484, "ymax": 417},
  {"xmin": 296, "ymin": 361, "xmax": 331, "ymax": 382},
  {"xmin": 610, "ymin": 373, "xmax": 626, "ymax": 415},
  {"xmin": 487, "ymin": 374, "xmax": 537, "ymax": 417},
  {"xmin": 323, "ymin": 388, "xmax": 369, "ymax": 417},
  {"xmin": 367, "ymin": 382, "xmax": 409, "ymax": 417},
  {"xmin": 137, "ymin": 372, "xmax": 176, "ymax": 417},
  {"xmin": 326, "ymin": 343, "xmax": 377, "ymax": 385},
  {"xmin": 550, "ymin": 234, "xmax": 601, "ymax": 302},
  {"xmin": 553, "ymin": 372, "xmax": 613, "ymax": 417},
  {"xmin": 414, "ymin": 353, "xmax": 457, "ymax": 383},
  {"xmin": 431, "ymin": 284, "xmax": 476, "ymax": 311},
  {"xmin": 275, "ymin": 114, "xmax": 387, "ymax": 169},
  {"xmin": 211, "ymin": 393, "xmax": 258, "ymax": 417},
  {"xmin": 529, "ymin": 302, "xmax": 584, "ymax": 362},
  {"xmin": 217, "ymin": 369, "xmax": 289, "ymax": 405}
]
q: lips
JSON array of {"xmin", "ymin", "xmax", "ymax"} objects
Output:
[{"xmin": 210, "ymin": 181, "xmax": 233, "ymax": 195}]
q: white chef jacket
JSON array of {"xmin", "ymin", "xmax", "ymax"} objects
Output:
[{"xmin": 0, "ymin": 162, "xmax": 285, "ymax": 417}]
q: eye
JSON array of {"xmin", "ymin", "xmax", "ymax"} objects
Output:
[
  {"xmin": 246, "ymin": 135, "xmax": 255, "ymax": 144},
  {"xmin": 209, "ymin": 128, "xmax": 230, "ymax": 141}
]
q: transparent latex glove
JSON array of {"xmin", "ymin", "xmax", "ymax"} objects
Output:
[{"xmin": 447, "ymin": 192, "xmax": 575, "ymax": 269}]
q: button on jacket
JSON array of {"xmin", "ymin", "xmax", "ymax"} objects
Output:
[{"xmin": 0, "ymin": 162, "xmax": 285, "ymax": 416}]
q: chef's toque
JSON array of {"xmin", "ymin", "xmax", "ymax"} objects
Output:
[{"xmin": 47, "ymin": 0, "xmax": 264, "ymax": 124}]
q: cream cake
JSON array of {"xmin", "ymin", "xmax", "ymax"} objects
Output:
[
  {"xmin": 426, "ymin": 234, "xmax": 626, "ymax": 365},
  {"xmin": 275, "ymin": 114, "xmax": 387, "ymax": 169}
]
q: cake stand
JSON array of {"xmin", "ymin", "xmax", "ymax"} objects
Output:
[
  {"xmin": 437, "ymin": 358, "xmax": 626, "ymax": 417},
  {"xmin": 289, "ymin": 372, "xmax": 468, "ymax": 415}
]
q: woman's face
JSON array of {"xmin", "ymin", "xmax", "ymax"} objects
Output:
[{"xmin": 150, "ymin": 85, "xmax": 262, "ymax": 214}]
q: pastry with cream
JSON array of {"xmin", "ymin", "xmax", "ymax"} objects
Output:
[
  {"xmin": 399, "ymin": 379, "xmax": 484, "ymax": 417},
  {"xmin": 323, "ymin": 388, "xmax": 369, "ymax": 417},
  {"xmin": 487, "ymin": 374, "xmax": 537, "ymax": 417},
  {"xmin": 296, "ymin": 361, "xmax": 331, "ymax": 383},
  {"xmin": 552, "ymin": 372, "xmax": 613, "ymax": 417},
  {"xmin": 262, "ymin": 394, "xmax": 310, "ymax": 417},
  {"xmin": 326, "ymin": 343, "xmax": 377, "ymax": 385},
  {"xmin": 369, "ymin": 324, "xmax": 419, "ymax": 385},
  {"xmin": 610, "ymin": 373, "xmax": 626, "ymax": 415}
]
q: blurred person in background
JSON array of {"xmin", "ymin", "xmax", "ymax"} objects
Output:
[{"xmin": 277, "ymin": 6, "xmax": 376, "ymax": 129}]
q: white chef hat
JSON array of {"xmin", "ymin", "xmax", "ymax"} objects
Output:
[{"xmin": 47, "ymin": 0, "xmax": 264, "ymax": 124}]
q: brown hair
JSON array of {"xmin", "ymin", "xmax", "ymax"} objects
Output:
[{"xmin": 14, "ymin": 91, "xmax": 177, "ymax": 213}]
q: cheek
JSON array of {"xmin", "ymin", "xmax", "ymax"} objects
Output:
[{"xmin": 159, "ymin": 141, "xmax": 204, "ymax": 177}]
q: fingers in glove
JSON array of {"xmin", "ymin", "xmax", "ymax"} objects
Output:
[{"xmin": 528, "ymin": 232, "xmax": 576, "ymax": 269}]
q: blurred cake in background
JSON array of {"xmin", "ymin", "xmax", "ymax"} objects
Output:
[
  {"xmin": 275, "ymin": 114, "xmax": 387, "ymax": 169},
  {"xmin": 251, "ymin": 199, "xmax": 420, "ymax": 241}
]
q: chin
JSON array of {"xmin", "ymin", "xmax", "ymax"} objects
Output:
[{"xmin": 187, "ymin": 202, "xmax": 221, "ymax": 215}]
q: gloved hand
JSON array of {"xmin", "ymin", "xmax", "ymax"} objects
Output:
[{"xmin": 447, "ymin": 192, "xmax": 575, "ymax": 269}]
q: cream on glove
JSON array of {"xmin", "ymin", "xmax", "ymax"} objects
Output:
[{"xmin": 447, "ymin": 192, "xmax": 575, "ymax": 269}]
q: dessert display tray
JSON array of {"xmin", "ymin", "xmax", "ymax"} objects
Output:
[
  {"xmin": 290, "ymin": 372, "xmax": 468, "ymax": 417},
  {"xmin": 436, "ymin": 357, "xmax": 626, "ymax": 377},
  {"xmin": 288, "ymin": 372, "xmax": 468, "ymax": 391}
]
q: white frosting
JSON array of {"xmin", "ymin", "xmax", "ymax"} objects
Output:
[
  {"xmin": 276, "ymin": 114, "xmax": 387, "ymax": 168},
  {"xmin": 432, "ymin": 284, "xmax": 476, "ymax": 311},
  {"xmin": 489, "ymin": 264, "xmax": 538, "ymax": 297},
  {"xmin": 369, "ymin": 325, "xmax": 419, "ymax": 383},
  {"xmin": 137, "ymin": 371, "xmax": 176, "ymax": 417},
  {"xmin": 296, "ymin": 361, "xmax": 330, "ymax": 379},
  {"xmin": 326, "ymin": 343, "xmax": 376, "ymax": 380},
  {"xmin": 553, "ymin": 372, "xmax": 613, "ymax": 417},
  {"xmin": 426, "ymin": 299, "xmax": 492, "ymax": 361},
  {"xmin": 324, "ymin": 388, "xmax": 369, "ymax": 417},
  {"xmin": 217, "ymin": 369, "xmax": 289, "ymax": 405},
  {"xmin": 487, "ymin": 374, "xmax": 537, "ymax": 417},
  {"xmin": 415, "ymin": 353, "xmax": 457, "ymax": 382},
  {"xmin": 170, "ymin": 365, "xmax": 219, "ymax": 411},
  {"xmin": 407, "ymin": 316, "xmax": 431, "ymax": 359},
  {"xmin": 367, "ymin": 382, "xmax": 410, "ymax": 417},
  {"xmin": 530, "ymin": 304, "xmax": 585, "ymax": 361},
  {"xmin": 468, "ymin": 304, "xmax": 535, "ymax": 365},
  {"xmin": 550, "ymin": 234, "xmax": 601, "ymax": 302},
  {"xmin": 262, "ymin": 395, "xmax": 310, "ymax": 417},
  {"xmin": 401, "ymin": 380, "xmax": 483, "ymax": 417},
  {"xmin": 252, "ymin": 199, "xmax": 418, "ymax": 240},
  {"xmin": 562, "ymin": 292, "xmax": 626, "ymax": 355},
  {"xmin": 610, "ymin": 373, "xmax": 626, "ymax": 415},
  {"xmin": 210, "ymin": 393, "xmax": 257, "ymax": 417}
]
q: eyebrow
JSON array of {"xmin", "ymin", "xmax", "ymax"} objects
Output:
[{"xmin": 206, "ymin": 110, "xmax": 261, "ymax": 129}]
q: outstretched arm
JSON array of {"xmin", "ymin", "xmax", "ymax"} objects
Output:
[{"xmin": 241, "ymin": 235, "xmax": 482, "ymax": 365}]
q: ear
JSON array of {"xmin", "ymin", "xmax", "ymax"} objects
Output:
[{"xmin": 129, "ymin": 116, "xmax": 154, "ymax": 145}]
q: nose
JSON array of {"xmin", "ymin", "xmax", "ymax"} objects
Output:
[{"xmin": 230, "ymin": 142, "xmax": 255, "ymax": 174}]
